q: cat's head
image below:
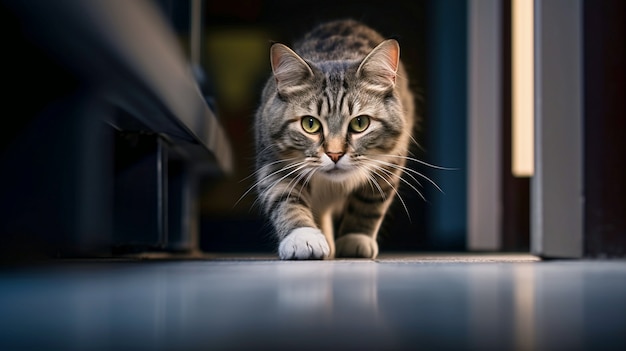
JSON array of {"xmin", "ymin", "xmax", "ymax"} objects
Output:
[{"xmin": 261, "ymin": 39, "xmax": 410, "ymax": 184}]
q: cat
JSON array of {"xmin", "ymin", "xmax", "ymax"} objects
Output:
[{"xmin": 254, "ymin": 19, "xmax": 416, "ymax": 260}]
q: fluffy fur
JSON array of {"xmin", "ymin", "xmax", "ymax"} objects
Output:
[{"xmin": 254, "ymin": 19, "xmax": 416, "ymax": 259}]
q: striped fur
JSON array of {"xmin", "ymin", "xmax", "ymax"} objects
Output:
[{"xmin": 254, "ymin": 19, "xmax": 415, "ymax": 259}]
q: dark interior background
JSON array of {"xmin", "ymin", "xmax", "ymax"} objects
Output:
[
  {"xmin": 0, "ymin": 0, "xmax": 468, "ymax": 258},
  {"xmin": 3, "ymin": 0, "xmax": 623, "ymax": 260}
]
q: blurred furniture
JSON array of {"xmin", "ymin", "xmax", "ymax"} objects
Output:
[{"xmin": 0, "ymin": 0, "xmax": 232, "ymax": 258}]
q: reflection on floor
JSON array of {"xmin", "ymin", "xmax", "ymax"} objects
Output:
[{"xmin": 1, "ymin": 254, "xmax": 624, "ymax": 350}]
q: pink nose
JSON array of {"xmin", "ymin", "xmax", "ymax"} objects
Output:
[{"xmin": 326, "ymin": 152, "xmax": 344, "ymax": 163}]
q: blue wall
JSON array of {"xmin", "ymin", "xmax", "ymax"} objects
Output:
[{"xmin": 426, "ymin": 0, "xmax": 468, "ymax": 249}]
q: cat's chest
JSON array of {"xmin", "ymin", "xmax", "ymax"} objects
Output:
[{"xmin": 308, "ymin": 176, "xmax": 353, "ymax": 213}]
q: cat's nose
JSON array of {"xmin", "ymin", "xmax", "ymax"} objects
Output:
[{"xmin": 326, "ymin": 152, "xmax": 344, "ymax": 163}]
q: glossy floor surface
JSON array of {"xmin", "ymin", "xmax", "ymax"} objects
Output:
[{"xmin": 1, "ymin": 254, "xmax": 625, "ymax": 351}]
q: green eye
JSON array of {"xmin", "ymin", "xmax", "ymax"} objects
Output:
[
  {"xmin": 349, "ymin": 115, "xmax": 371, "ymax": 133},
  {"xmin": 301, "ymin": 116, "xmax": 321, "ymax": 134}
]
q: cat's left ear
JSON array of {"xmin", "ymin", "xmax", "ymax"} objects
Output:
[
  {"xmin": 357, "ymin": 39, "xmax": 400, "ymax": 91},
  {"xmin": 270, "ymin": 43, "xmax": 314, "ymax": 96}
]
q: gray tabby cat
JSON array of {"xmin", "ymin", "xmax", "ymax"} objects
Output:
[{"xmin": 254, "ymin": 19, "xmax": 415, "ymax": 260}]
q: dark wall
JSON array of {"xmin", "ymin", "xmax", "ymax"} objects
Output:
[{"xmin": 583, "ymin": 0, "xmax": 626, "ymax": 257}]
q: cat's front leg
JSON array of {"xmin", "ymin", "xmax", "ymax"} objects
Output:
[
  {"xmin": 279, "ymin": 227, "xmax": 330, "ymax": 260},
  {"xmin": 335, "ymin": 184, "xmax": 394, "ymax": 259},
  {"xmin": 265, "ymin": 192, "xmax": 330, "ymax": 260},
  {"xmin": 336, "ymin": 234, "xmax": 379, "ymax": 259}
]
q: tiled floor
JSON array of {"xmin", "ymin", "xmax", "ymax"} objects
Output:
[{"xmin": 1, "ymin": 254, "xmax": 625, "ymax": 350}]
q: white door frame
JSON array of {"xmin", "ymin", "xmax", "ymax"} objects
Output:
[{"xmin": 531, "ymin": 0, "xmax": 584, "ymax": 258}]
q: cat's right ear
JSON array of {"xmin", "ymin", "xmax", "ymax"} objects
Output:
[{"xmin": 270, "ymin": 43, "xmax": 314, "ymax": 96}]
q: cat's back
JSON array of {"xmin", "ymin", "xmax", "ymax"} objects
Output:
[{"xmin": 293, "ymin": 19, "xmax": 386, "ymax": 62}]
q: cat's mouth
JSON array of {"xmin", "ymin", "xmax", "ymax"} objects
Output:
[
  {"xmin": 325, "ymin": 167, "xmax": 346, "ymax": 174},
  {"xmin": 319, "ymin": 164, "xmax": 353, "ymax": 178},
  {"xmin": 316, "ymin": 155, "xmax": 355, "ymax": 178}
]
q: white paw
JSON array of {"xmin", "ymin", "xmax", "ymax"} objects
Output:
[
  {"xmin": 335, "ymin": 234, "xmax": 379, "ymax": 259},
  {"xmin": 279, "ymin": 227, "xmax": 330, "ymax": 260}
]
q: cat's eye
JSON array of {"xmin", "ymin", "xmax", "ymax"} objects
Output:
[
  {"xmin": 301, "ymin": 116, "xmax": 321, "ymax": 134},
  {"xmin": 349, "ymin": 115, "xmax": 371, "ymax": 133}
]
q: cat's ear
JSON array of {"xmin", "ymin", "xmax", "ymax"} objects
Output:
[
  {"xmin": 270, "ymin": 43, "xmax": 314, "ymax": 95},
  {"xmin": 357, "ymin": 39, "xmax": 400, "ymax": 91}
]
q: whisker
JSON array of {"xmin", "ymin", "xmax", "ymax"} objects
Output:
[
  {"xmin": 356, "ymin": 164, "xmax": 387, "ymax": 201},
  {"xmin": 408, "ymin": 135, "xmax": 424, "ymax": 152},
  {"xmin": 299, "ymin": 167, "xmax": 319, "ymax": 198},
  {"xmin": 381, "ymin": 154, "xmax": 458, "ymax": 171},
  {"xmin": 366, "ymin": 161, "xmax": 427, "ymax": 202},
  {"xmin": 372, "ymin": 159, "xmax": 424, "ymax": 188},
  {"xmin": 285, "ymin": 166, "xmax": 313, "ymax": 201},
  {"xmin": 357, "ymin": 166, "xmax": 381, "ymax": 199},
  {"xmin": 362, "ymin": 163, "xmax": 411, "ymax": 221},
  {"xmin": 378, "ymin": 161, "xmax": 424, "ymax": 187},
  {"xmin": 369, "ymin": 158, "xmax": 445, "ymax": 194},
  {"xmin": 257, "ymin": 162, "xmax": 312, "ymax": 208},
  {"xmin": 255, "ymin": 143, "xmax": 279, "ymax": 157},
  {"xmin": 239, "ymin": 157, "xmax": 299, "ymax": 183},
  {"xmin": 234, "ymin": 160, "xmax": 307, "ymax": 208},
  {"xmin": 374, "ymin": 169, "xmax": 411, "ymax": 222}
]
